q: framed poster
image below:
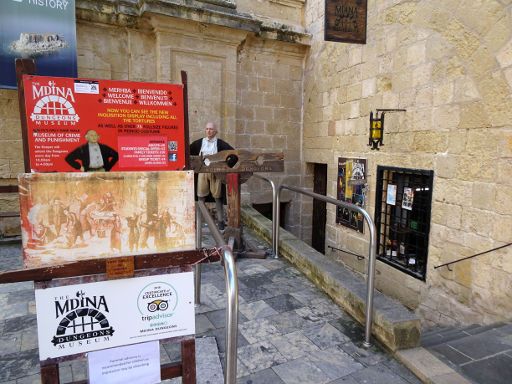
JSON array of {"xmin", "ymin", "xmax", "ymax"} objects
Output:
[
  {"xmin": 325, "ymin": 0, "xmax": 368, "ymax": 44},
  {"xmin": 35, "ymin": 272, "xmax": 195, "ymax": 360},
  {"xmin": 19, "ymin": 171, "xmax": 196, "ymax": 268},
  {"xmin": 22, "ymin": 75, "xmax": 186, "ymax": 172},
  {"xmin": 386, "ymin": 184, "xmax": 397, "ymax": 205},
  {"xmin": 336, "ymin": 157, "xmax": 367, "ymax": 233},
  {"xmin": 402, "ymin": 187, "xmax": 414, "ymax": 210},
  {"xmin": 0, "ymin": 1, "xmax": 77, "ymax": 89}
]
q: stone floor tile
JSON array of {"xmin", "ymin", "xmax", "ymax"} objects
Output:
[
  {"xmin": 329, "ymin": 317, "xmax": 366, "ymax": 343},
  {"xmin": 239, "ymin": 318, "xmax": 281, "ymax": 344},
  {"xmin": 202, "ymin": 327, "xmax": 249, "ymax": 354},
  {"xmin": 269, "ymin": 330, "xmax": 320, "ymax": 360},
  {"xmin": 239, "ymin": 300, "xmax": 278, "ymax": 320},
  {"xmin": 14, "ymin": 373, "xmax": 41, "ymax": 384},
  {"xmin": 238, "ymin": 274, "xmax": 273, "ymax": 289},
  {"xmin": 306, "ymin": 346, "xmax": 363, "ymax": 380},
  {"xmin": 430, "ymin": 343, "xmax": 473, "ymax": 366},
  {"xmin": 58, "ymin": 362, "xmax": 73, "ymax": 383},
  {"xmin": 70, "ymin": 359, "xmax": 87, "ymax": 382},
  {"xmin": 290, "ymin": 287, "xmax": 331, "ymax": 306},
  {"xmin": 349, "ymin": 362, "xmax": 411, "ymax": 384},
  {"xmin": 205, "ymin": 308, "xmax": 248, "ymax": 329},
  {"xmin": 272, "ymin": 357, "xmax": 331, "ymax": 384},
  {"xmin": 237, "ymin": 367, "xmax": 286, "ymax": 384},
  {"xmin": 0, "ymin": 333, "xmax": 22, "ymax": 355},
  {"xmin": 195, "ymin": 313, "xmax": 216, "ymax": 334},
  {"xmin": 237, "ymin": 341, "xmax": 287, "ymax": 373},
  {"xmin": 3, "ymin": 315, "xmax": 37, "ymax": 334},
  {"xmin": 264, "ymin": 294, "xmax": 303, "ymax": 313},
  {"xmin": 162, "ymin": 339, "xmax": 181, "ymax": 362},
  {"xmin": 460, "ymin": 354, "xmax": 512, "ymax": 384},
  {"xmin": 0, "ymin": 349, "xmax": 39, "ymax": 383},
  {"xmin": 338, "ymin": 341, "xmax": 388, "ymax": 366},
  {"xmin": 381, "ymin": 358, "xmax": 424, "ymax": 384},
  {"xmin": 196, "ymin": 337, "xmax": 224, "ymax": 384},
  {"xmin": 326, "ymin": 375, "xmax": 360, "ymax": 384},
  {"xmin": 266, "ymin": 310, "xmax": 309, "ymax": 334},
  {"xmin": 235, "ymin": 358, "xmax": 251, "ymax": 378},
  {"xmin": 303, "ymin": 322, "xmax": 350, "ymax": 350},
  {"xmin": 448, "ymin": 330, "xmax": 512, "ymax": 359},
  {"xmin": 237, "ymin": 263, "xmax": 271, "ymax": 276},
  {"xmin": 238, "ymin": 284, "xmax": 274, "ymax": 303}
]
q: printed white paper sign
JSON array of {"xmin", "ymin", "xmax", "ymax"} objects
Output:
[
  {"xmin": 35, "ymin": 272, "xmax": 195, "ymax": 360},
  {"xmin": 88, "ymin": 341, "xmax": 161, "ymax": 384}
]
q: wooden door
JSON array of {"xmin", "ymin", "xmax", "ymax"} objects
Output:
[{"xmin": 312, "ymin": 163, "xmax": 327, "ymax": 253}]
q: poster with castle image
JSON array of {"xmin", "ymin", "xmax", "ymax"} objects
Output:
[
  {"xmin": 0, "ymin": 0, "xmax": 77, "ymax": 89},
  {"xmin": 18, "ymin": 171, "xmax": 196, "ymax": 268}
]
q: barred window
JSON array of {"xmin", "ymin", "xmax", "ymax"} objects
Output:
[{"xmin": 374, "ymin": 166, "xmax": 434, "ymax": 280}]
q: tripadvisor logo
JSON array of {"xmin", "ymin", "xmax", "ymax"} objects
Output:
[
  {"xmin": 51, "ymin": 290, "xmax": 114, "ymax": 349},
  {"xmin": 138, "ymin": 282, "xmax": 178, "ymax": 322}
]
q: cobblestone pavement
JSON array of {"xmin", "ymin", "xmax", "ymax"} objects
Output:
[{"xmin": 0, "ymin": 232, "xmax": 423, "ymax": 384}]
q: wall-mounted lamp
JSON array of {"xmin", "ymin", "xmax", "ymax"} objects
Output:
[{"xmin": 368, "ymin": 109, "xmax": 406, "ymax": 150}]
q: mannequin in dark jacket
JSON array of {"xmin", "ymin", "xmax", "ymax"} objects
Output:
[
  {"xmin": 190, "ymin": 122, "xmax": 233, "ymax": 229},
  {"xmin": 65, "ymin": 130, "xmax": 118, "ymax": 172}
]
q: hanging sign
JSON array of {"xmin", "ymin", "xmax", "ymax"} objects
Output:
[
  {"xmin": 336, "ymin": 157, "xmax": 367, "ymax": 233},
  {"xmin": 22, "ymin": 75, "xmax": 186, "ymax": 172},
  {"xmin": 0, "ymin": 1, "xmax": 77, "ymax": 89},
  {"xmin": 35, "ymin": 272, "xmax": 195, "ymax": 360},
  {"xmin": 325, "ymin": 0, "xmax": 368, "ymax": 44}
]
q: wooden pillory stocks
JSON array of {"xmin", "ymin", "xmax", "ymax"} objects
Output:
[
  {"xmin": 0, "ymin": 59, "xmax": 212, "ymax": 384},
  {"xmin": 190, "ymin": 149, "xmax": 284, "ymax": 258}
]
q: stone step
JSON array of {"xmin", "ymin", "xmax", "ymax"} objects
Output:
[{"xmin": 242, "ymin": 205, "xmax": 421, "ymax": 352}]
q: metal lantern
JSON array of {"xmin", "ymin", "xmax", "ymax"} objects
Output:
[{"xmin": 368, "ymin": 109, "xmax": 406, "ymax": 150}]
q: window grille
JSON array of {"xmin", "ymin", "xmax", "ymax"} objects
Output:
[{"xmin": 374, "ymin": 166, "xmax": 434, "ymax": 280}]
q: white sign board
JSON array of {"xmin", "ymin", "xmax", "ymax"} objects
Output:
[
  {"xmin": 88, "ymin": 341, "xmax": 161, "ymax": 384},
  {"xmin": 35, "ymin": 272, "xmax": 195, "ymax": 360}
]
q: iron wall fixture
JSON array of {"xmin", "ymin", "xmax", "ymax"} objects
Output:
[{"xmin": 368, "ymin": 109, "xmax": 406, "ymax": 150}]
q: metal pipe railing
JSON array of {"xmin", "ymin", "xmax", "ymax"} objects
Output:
[
  {"xmin": 196, "ymin": 200, "xmax": 239, "ymax": 384},
  {"xmin": 252, "ymin": 174, "xmax": 278, "ymax": 258},
  {"xmin": 194, "ymin": 203, "xmax": 203, "ymax": 305},
  {"xmin": 275, "ymin": 184, "xmax": 377, "ymax": 348}
]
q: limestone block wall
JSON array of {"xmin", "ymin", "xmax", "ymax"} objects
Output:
[
  {"xmin": 236, "ymin": 35, "xmax": 307, "ymax": 236},
  {"xmin": 303, "ymin": 0, "xmax": 512, "ymax": 326}
]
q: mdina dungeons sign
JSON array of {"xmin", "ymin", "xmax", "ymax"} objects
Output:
[{"xmin": 325, "ymin": 0, "xmax": 367, "ymax": 44}]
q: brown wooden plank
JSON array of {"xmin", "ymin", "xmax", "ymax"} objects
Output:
[
  {"xmin": 190, "ymin": 150, "xmax": 284, "ymax": 173},
  {"xmin": 226, "ymin": 173, "xmax": 241, "ymax": 228},
  {"xmin": 0, "ymin": 185, "xmax": 18, "ymax": 193},
  {"xmin": 0, "ymin": 249, "xmax": 221, "ymax": 284},
  {"xmin": 40, "ymin": 363, "xmax": 60, "ymax": 384},
  {"xmin": 161, "ymin": 361, "xmax": 183, "ymax": 380},
  {"xmin": 181, "ymin": 70, "xmax": 191, "ymax": 170},
  {"xmin": 181, "ymin": 338, "xmax": 196, "ymax": 384},
  {"xmin": 15, "ymin": 59, "xmax": 36, "ymax": 173}
]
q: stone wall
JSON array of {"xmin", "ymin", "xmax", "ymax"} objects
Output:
[{"xmin": 303, "ymin": 0, "xmax": 512, "ymax": 326}]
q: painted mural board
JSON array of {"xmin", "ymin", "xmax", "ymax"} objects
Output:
[
  {"xmin": 22, "ymin": 75, "xmax": 186, "ymax": 172},
  {"xmin": 19, "ymin": 171, "xmax": 196, "ymax": 268},
  {"xmin": 35, "ymin": 272, "xmax": 195, "ymax": 360},
  {"xmin": 336, "ymin": 157, "xmax": 367, "ymax": 233},
  {"xmin": 0, "ymin": 1, "xmax": 77, "ymax": 89}
]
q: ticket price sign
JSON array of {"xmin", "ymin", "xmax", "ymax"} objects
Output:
[{"xmin": 22, "ymin": 75, "xmax": 186, "ymax": 172}]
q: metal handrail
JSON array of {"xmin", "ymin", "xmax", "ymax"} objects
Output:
[
  {"xmin": 196, "ymin": 200, "xmax": 239, "ymax": 384},
  {"xmin": 252, "ymin": 174, "xmax": 278, "ymax": 257},
  {"xmin": 434, "ymin": 242, "xmax": 512, "ymax": 270},
  {"xmin": 276, "ymin": 184, "xmax": 377, "ymax": 348}
]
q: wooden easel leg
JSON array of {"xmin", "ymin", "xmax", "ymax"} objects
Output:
[
  {"xmin": 181, "ymin": 338, "xmax": 196, "ymax": 384},
  {"xmin": 41, "ymin": 363, "xmax": 60, "ymax": 384}
]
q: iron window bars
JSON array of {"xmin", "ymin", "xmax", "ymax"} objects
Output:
[{"xmin": 374, "ymin": 166, "xmax": 434, "ymax": 280}]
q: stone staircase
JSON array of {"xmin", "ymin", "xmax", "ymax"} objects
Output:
[{"xmin": 421, "ymin": 322, "xmax": 512, "ymax": 384}]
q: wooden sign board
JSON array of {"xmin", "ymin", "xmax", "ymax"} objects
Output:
[
  {"xmin": 190, "ymin": 150, "xmax": 284, "ymax": 174},
  {"xmin": 325, "ymin": 0, "xmax": 367, "ymax": 44},
  {"xmin": 106, "ymin": 256, "xmax": 135, "ymax": 279}
]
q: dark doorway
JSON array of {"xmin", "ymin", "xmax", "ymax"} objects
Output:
[{"xmin": 312, "ymin": 163, "xmax": 327, "ymax": 253}]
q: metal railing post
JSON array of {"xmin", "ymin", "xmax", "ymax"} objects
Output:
[
  {"xmin": 197, "ymin": 200, "xmax": 238, "ymax": 384},
  {"xmin": 274, "ymin": 185, "xmax": 377, "ymax": 347},
  {"xmin": 253, "ymin": 175, "xmax": 279, "ymax": 258},
  {"xmin": 194, "ymin": 203, "xmax": 202, "ymax": 305}
]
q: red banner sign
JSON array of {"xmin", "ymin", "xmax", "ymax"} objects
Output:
[{"xmin": 22, "ymin": 75, "xmax": 186, "ymax": 172}]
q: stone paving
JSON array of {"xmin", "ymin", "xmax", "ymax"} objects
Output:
[{"xmin": 0, "ymin": 234, "xmax": 424, "ymax": 384}]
